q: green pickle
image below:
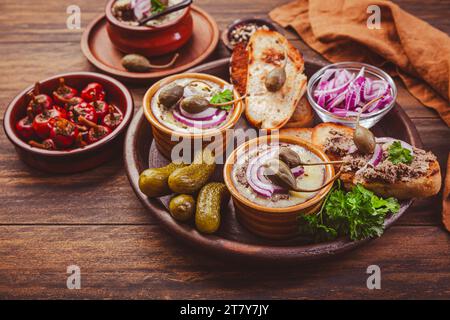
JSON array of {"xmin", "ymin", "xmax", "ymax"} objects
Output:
[
  {"xmin": 169, "ymin": 194, "xmax": 195, "ymax": 222},
  {"xmin": 195, "ymin": 182, "xmax": 230, "ymax": 234},
  {"xmin": 138, "ymin": 162, "xmax": 186, "ymax": 198},
  {"xmin": 168, "ymin": 148, "xmax": 216, "ymax": 194}
]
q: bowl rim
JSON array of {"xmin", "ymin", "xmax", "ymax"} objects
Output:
[
  {"xmin": 143, "ymin": 72, "xmax": 244, "ymax": 139},
  {"xmin": 105, "ymin": 0, "xmax": 191, "ymax": 32},
  {"xmin": 223, "ymin": 135, "xmax": 335, "ymax": 214},
  {"xmin": 3, "ymin": 71, "xmax": 134, "ymax": 157},
  {"xmin": 306, "ymin": 61, "xmax": 398, "ymax": 122}
]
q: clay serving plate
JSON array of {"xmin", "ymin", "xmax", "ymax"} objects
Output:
[
  {"xmin": 3, "ymin": 72, "xmax": 134, "ymax": 173},
  {"xmin": 223, "ymin": 135, "xmax": 335, "ymax": 240},
  {"xmin": 123, "ymin": 58, "xmax": 419, "ymax": 264},
  {"xmin": 143, "ymin": 73, "xmax": 243, "ymax": 160},
  {"xmin": 105, "ymin": 0, "xmax": 193, "ymax": 57},
  {"xmin": 81, "ymin": 6, "xmax": 219, "ymax": 83}
]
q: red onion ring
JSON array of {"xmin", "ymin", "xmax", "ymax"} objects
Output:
[
  {"xmin": 367, "ymin": 143, "xmax": 383, "ymax": 167},
  {"xmin": 179, "ymin": 106, "xmax": 219, "ymax": 121},
  {"xmin": 173, "ymin": 109, "xmax": 227, "ymax": 129}
]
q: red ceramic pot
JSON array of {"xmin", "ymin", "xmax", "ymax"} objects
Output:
[
  {"xmin": 3, "ymin": 72, "xmax": 134, "ymax": 174},
  {"xmin": 105, "ymin": 0, "xmax": 193, "ymax": 57}
]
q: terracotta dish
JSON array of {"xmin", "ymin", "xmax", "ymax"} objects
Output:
[
  {"xmin": 81, "ymin": 6, "xmax": 219, "ymax": 82},
  {"xmin": 143, "ymin": 73, "xmax": 243, "ymax": 160},
  {"xmin": 123, "ymin": 58, "xmax": 419, "ymax": 263},
  {"xmin": 3, "ymin": 72, "xmax": 134, "ymax": 173},
  {"xmin": 223, "ymin": 135, "xmax": 335, "ymax": 239},
  {"xmin": 105, "ymin": 0, "xmax": 193, "ymax": 57}
]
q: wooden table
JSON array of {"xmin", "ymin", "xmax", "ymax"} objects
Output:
[{"xmin": 0, "ymin": 0, "xmax": 449, "ymax": 299}]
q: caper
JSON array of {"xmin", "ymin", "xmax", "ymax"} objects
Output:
[
  {"xmin": 121, "ymin": 54, "xmax": 152, "ymax": 72},
  {"xmin": 353, "ymin": 124, "xmax": 376, "ymax": 154},
  {"xmin": 278, "ymin": 147, "xmax": 301, "ymax": 168},
  {"xmin": 159, "ymin": 85, "xmax": 184, "ymax": 108},
  {"xmin": 180, "ymin": 95, "xmax": 210, "ymax": 114},
  {"xmin": 265, "ymin": 66, "xmax": 287, "ymax": 92},
  {"xmin": 264, "ymin": 159, "xmax": 298, "ymax": 190}
]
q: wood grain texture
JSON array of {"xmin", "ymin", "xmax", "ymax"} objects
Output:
[{"xmin": 0, "ymin": 0, "xmax": 449, "ymax": 299}]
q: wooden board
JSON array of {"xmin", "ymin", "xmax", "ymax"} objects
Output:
[
  {"xmin": 80, "ymin": 6, "xmax": 219, "ymax": 82},
  {"xmin": 123, "ymin": 58, "xmax": 424, "ymax": 263}
]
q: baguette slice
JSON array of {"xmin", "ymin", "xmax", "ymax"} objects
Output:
[
  {"xmin": 245, "ymin": 30, "xmax": 307, "ymax": 129},
  {"xmin": 279, "ymin": 127, "xmax": 313, "ymax": 143},
  {"xmin": 312, "ymin": 122, "xmax": 441, "ymax": 200}
]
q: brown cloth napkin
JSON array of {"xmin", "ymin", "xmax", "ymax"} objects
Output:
[
  {"xmin": 443, "ymin": 154, "xmax": 450, "ymax": 232},
  {"xmin": 270, "ymin": 0, "xmax": 450, "ymax": 126}
]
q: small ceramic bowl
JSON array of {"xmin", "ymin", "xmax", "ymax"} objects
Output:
[
  {"xmin": 221, "ymin": 18, "xmax": 283, "ymax": 51},
  {"xmin": 105, "ymin": 0, "xmax": 193, "ymax": 57},
  {"xmin": 307, "ymin": 61, "xmax": 397, "ymax": 129},
  {"xmin": 143, "ymin": 73, "xmax": 243, "ymax": 160},
  {"xmin": 224, "ymin": 135, "xmax": 335, "ymax": 240},
  {"xmin": 3, "ymin": 72, "xmax": 134, "ymax": 173}
]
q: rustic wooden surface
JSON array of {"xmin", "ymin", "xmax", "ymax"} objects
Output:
[{"xmin": 0, "ymin": 0, "xmax": 449, "ymax": 299}]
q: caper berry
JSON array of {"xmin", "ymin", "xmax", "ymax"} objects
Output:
[
  {"xmin": 265, "ymin": 66, "xmax": 286, "ymax": 92},
  {"xmin": 180, "ymin": 95, "xmax": 210, "ymax": 114},
  {"xmin": 353, "ymin": 124, "xmax": 376, "ymax": 154},
  {"xmin": 121, "ymin": 54, "xmax": 152, "ymax": 72},
  {"xmin": 159, "ymin": 85, "xmax": 184, "ymax": 108},
  {"xmin": 278, "ymin": 147, "xmax": 301, "ymax": 168},
  {"xmin": 264, "ymin": 159, "xmax": 298, "ymax": 190}
]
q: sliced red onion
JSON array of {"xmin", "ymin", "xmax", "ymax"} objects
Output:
[
  {"xmin": 173, "ymin": 109, "xmax": 227, "ymax": 129},
  {"xmin": 367, "ymin": 143, "xmax": 383, "ymax": 167},
  {"xmin": 291, "ymin": 166, "xmax": 304, "ymax": 177},
  {"xmin": 133, "ymin": 0, "xmax": 151, "ymax": 20},
  {"xmin": 368, "ymin": 92, "xmax": 393, "ymax": 112},
  {"xmin": 332, "ymin": 109, "xmax": 360, "ymax": 117},
  {"xmin": 313, "ymin": 66, "xmax": 393, "ymax": 117},
  {"xmin": 315, "ymin": 73, "xmax": 355, "ymax": 97},
  {"xmin": 179, "ymin": 106, "xmax": 219, "ymax": 120},
  {"xmin": 245, "ymin": 148, "xmax": 304, "ymax": 197},
  {"xmin": 256, "ymin": 166, "xmax": 284, "ymax": 193},
  {"xmin": 327, "ymin": 92, "xmax": 346, "ymax": 110},
  {"xmin": 246, "ymin": 149, "xmax": 281, "ymax": 197}
]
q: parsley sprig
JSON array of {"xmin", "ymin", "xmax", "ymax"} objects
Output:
[
  {"xmin": 299, "ymin": 181, "xmax": 400, "ymax": 242},
  {"xmin": 151, "ymin": 0, "xmax": 166, "ymax": 14},
  {"xmin": 388, "ymin": 141, "xmax": 413, "ymax": 165},
  {"xmin": 210, "ymin": 89, "xmax": 234, "ymax": 111}
]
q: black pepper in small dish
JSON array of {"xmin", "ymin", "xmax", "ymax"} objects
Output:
[{"xmin": 229, "ymin": 23, "xmax": 270, "ymax": 46}]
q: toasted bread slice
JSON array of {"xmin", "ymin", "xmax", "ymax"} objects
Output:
[
  {"xmin": 313, "ymin": 122, "xmax": 441, "ymax": 200},
  {"xmin": 311, "ymin": 122, "xmax": 354, "ymax": 161},
  {"xmin": 346, "ymin": 161, "xmax": 441, "ymax": 199},
  {"xmin": 230, "ymin": 42, "xmax": 248, "ymax": 97},
  {"xmin": 443, "ymin": 155, "xmax": 450, "ymax": 232},
  {"xmin": 245, "ymin": 30, "xmax": 307, "ymax": 129},
  {"xmin": 284, "ymin": 96, "xmax": 314, "ymax": 128},
  {"xmin": 279, "ymin": 128, "xmax": 313, "ymax": 143}
]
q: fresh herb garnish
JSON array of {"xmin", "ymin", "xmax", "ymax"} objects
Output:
[
  {"xmin": 299, "ymin": 181, "xmax": 400, "ymax": 242},
  {"xmin": 151, "ymin": 0, "xmax": 166, "ymax": 14},
  {"xmin": 210, "ymin": 89, "xmax": 234, "ymax": 111},
  {"xmin": 388, "ymin": 141, "xmax": 413, "ymax": 165}
]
